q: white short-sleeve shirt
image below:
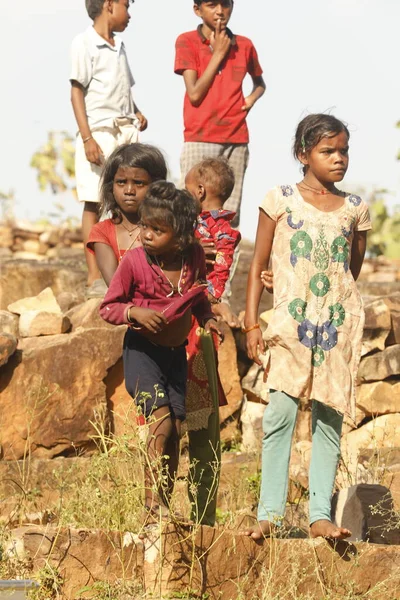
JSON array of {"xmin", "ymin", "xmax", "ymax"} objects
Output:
[{"xmin": 70, "ymin": 26, "xmax": 136, "ymax": 129}]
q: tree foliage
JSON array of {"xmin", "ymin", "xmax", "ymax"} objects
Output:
[
  {"xmin": 367, "ymin": 190, "xmax": 400, "ymax": 259},
  {"xmin": 30, "ymin": 131, "xmax": 76, "ymax": 195}
]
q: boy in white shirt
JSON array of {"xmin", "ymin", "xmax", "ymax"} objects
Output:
[{"xmin": 70, "ymin": 0, "xmax": 147, "ymax": 296}]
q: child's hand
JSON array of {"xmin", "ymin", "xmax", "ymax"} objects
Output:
[
  {"xmin": 261, "ymin": 270, "xmax": 274, "ymax": 293},
  {"xmin": 84, "ymin": 137, "xmax": 104, "ymax": 166},
  {"xmin": 128, "ymin": 307, "xmax": 167, "ymax": 333},
  {"xmin": 204, "ymin": 318, "xmax": 224, "ymax": 342},
  {"xmin": 136, "ymin": 112, "xmax": 148, "ymax": 132},
  {"xmin": 241, "ymin": 96, "xmax": 255, "ymax": 112},
  {"xmin": 200, "ymin": 239, "xmax": 217, "ymax": 265},
  {"xmin": 210, "ymin": 19, "xmax": 231, "ymax": 60},
  {"xmin": 246, "ymin": 328, "xmax": 266, "ymax": 366}
]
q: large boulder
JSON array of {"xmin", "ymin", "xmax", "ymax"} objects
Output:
[
  {"xmin": 358, "ymin": 345, "xmax": 400, "ymax": 382},
  {"xmin": 362, "ymin": 298, "xmax": 391, "ymax": 356},
  {"xmin": 0, "ymin": 333, "xmax": 17, "ymax": 367},
  {"xmin": 8, "ymin": 286, "xmax": 62, "ymax": 315},
  {"xmin": 357, "ymin": 379, "xmax": 400, "ymax": 416},
  {"xmin": 19, "ymin": 311, "xmax": 71, "ymax": 337},
  {"xmin": 0, "ymin": 326, "xmax": 125, "ymax": 459}
]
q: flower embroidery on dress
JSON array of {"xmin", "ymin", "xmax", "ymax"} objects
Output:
[
  {"xmin": 297, "ymin": 319, "xmax": 317, "ymax": 348},
  {"xmin": 312, "ymin": 346, "xmax": 325, "ymax": 367},
  {"xmin": 281, "ymin": 185, "xmax": 294, "ymax": 197},
  {"xmin": 286, "ymin": 207, "xmax": 304, "ymax": 230},
  {"xmin": 309, "ymin": 273, "xmax": 330, "ymax": 297},
  {"xmin": 288, "ymin": 298, "xmax": 307, "ymax": 323},
  {"xmin": 317, "ymin": 321, "xmax": 338, "ymax": 351},
  {"xmin": 329, "ymin": 303, "xmax": 346, "ymax": 327},
  {"xmin": 348, "ymin": 194, "xmax": 362, "ymax": 206}
]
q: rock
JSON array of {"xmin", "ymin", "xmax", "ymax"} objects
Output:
[
  {"xmin": 342, "ymin": 414, "xmax": 400, "ymax": 479},
  {"xmin": 39, "ymin": 228, "xmax": 61, "ymax": 247},
  {"xmin": 8, "ymin": 286, "xmax": 62, "ymax": 315},
  {"xmin": 0, "ymin": 310, "xmax": 19, "ymax": 337},
  {"xmin": 357, "ymin": 380, "xmax": 400, "ymax": 416},
  {"xmin": 382, "ymin": 471, "xmax": 400, "ymax": 512},
  {"xmin": 0, "ymin": 333, "xmax": 17, "ymax": 367},
  {"xmin": 0, "ymin": 260, "xmax": 86, "ymax": 310},
  {"xmin": 12, "ymin": 526, "xmax": 143, "ymax": 600},
  {"xmin": 240, "ymin": 396, "xmax": 265, "ymax": 453},
  {"xmin": 11, "ymin": 251, "xmax": 48, "ymax": 261},
  {"xmin": 0, "ymin": 247, "xmax": 12, "ymax": 259},
  {"xmin": 357, "ymin": 281, "xmax": 400, "ymax": 299},
  {"xmin": 19, "ymin": 311, "xmax": 71, "ymax": 337},
  {"xmin": 384, "ymin": 293, "xmax": 400, "ymax": 346},
  {"xmin": 295, "ymin": 405, "xmax": 312, "ymax": 442},
  {"xmin": 105, "ymin": 357, "xmax": 138, "ymax": 437},
  {"xmin": 217, "ymin": 322, "xmax": 243, "ymax": 423},
  {"xmin": 0, "ymin": 326, "xmax": 125, "ymax": 459},
  {"xmin": 332, "ymin": 484, "xmax": 400, "ymax": 544},
  {"xmin": 0, "ymin": 225, "xmax": 13, "ymax": 248},
  {"xmin": 67, "ymin": 298, "xmax": 114, "ymax": 331},
  {"xmin": 241, "ymin": 362, "xmax": 269, "ymax": 403},
  {"xmin": 362, "ymin": 298, "xmax": 391, "ymax": 356},
  {"xmin": 22, "ymin": 239, "xmax": 48, "ymax": 255},
  {"xmin": 56, "ymin": 291, "xmax": 82, "ymax": 313},
  {"xmin": 358, "ymin": 345, "xmax": 400, "ymax": 382}
]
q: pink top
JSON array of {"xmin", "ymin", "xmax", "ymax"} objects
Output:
[{"xmin": 99, "ymin": 244, "xmax": 214, "ymax": 326}]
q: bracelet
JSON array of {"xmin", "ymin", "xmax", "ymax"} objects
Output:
[
  {"xmin": 241, "ymin": 323, "xmax": 260, "ymax": 334},
  {"xmin": 82, "ymin": 135, "xmax": 93, "ymax": 143},
  {"xmin": 126, "ymin": 306, "xmax": 136, "ymax": 324}
]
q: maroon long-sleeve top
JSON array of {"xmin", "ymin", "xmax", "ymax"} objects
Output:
[{"xmin": 99, "ymin": 244, "xmax": 215, "ymax": 326}]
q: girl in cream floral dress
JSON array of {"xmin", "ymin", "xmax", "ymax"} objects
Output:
[{"xmin": 243, "ymin": 114, "xmax": 371, "ymax": 541}]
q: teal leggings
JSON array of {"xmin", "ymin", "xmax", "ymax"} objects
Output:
[{"xmin": 258, "ymin": 390, "xmax": 343, "ymax": 525}]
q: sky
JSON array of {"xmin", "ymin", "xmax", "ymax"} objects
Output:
[{"xmin": 2, "ymin": 0, "xmax": 400, "ymax": 241}]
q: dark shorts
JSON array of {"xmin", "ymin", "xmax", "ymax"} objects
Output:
[{"xmin": 123, "ymin": 329, "xmax": 188, "ymax": 421}]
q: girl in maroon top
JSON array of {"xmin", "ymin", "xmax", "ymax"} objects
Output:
[
  {"xmin": 87, "ymin": 143, "xmax": 167, "ymax": 284},
  {"xmin": 100, "ymin": 181, "xmax": 221, "ymax": 523}
]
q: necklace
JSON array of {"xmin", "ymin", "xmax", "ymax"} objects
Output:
[
  {"xmin": 298, "ymin": 181, "xmax": 336, "ymax": 196},
  {"xmin": 120, "ymin": 221, "xmax": 140, "ymax": 236},
  {"xmin": 116, "ymin": 229, "xmax": 141, "ymax": 262},
  {"xmin": 154, "ymin": 255, "xmax": 184, "ymax": 297}
]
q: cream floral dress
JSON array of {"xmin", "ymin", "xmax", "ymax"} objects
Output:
[{"xmin": 261, "ymin": 185, "xmax": 371, "ymax": 422}]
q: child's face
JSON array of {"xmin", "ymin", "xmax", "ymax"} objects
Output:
[
  {"xmin": 140, "ymin": 216, "xmax": 178, "ymax": 257},
  {"xmin": 111, "ymin": 0, "xmax": 131, "ymax": 32},
  {"xmin": 113, "ymin": 166, "xmax": 152, "ymax": 216},
  {"xmin": 194, "ymin": 1, "xmax": 233, "ymax": 31},
  {"xmin": 301, "ymin": 131, "xmax": 349, "ymax": 184}
]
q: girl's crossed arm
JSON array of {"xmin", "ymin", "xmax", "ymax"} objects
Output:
[{"xmin": 245, "ymin": 209, "xmax": 276, "ymax": 365}]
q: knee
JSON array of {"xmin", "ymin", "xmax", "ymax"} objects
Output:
[{"xmin": 263, "ymin": 396, "xmax": 297, "ymax": 434}]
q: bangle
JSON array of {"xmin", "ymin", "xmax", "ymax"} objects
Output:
[
  {"xmin": 82, "ymin": 135, "xmax": 93, "ymax": 143},
  {"xmin": 241, "ymin": 323, "xmax": 260, "ymax": 334}
]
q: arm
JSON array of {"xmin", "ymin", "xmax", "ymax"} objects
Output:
[
  {"xmin": 181, "ymin": 22, "xmax": 231, "ymax": 107},
  {"xmin": 191, "ymin": 244, "xmax": 217, "ymax": 325},
  {"xmin": 350, "ymin": 231, "xmax": 367, "ymax": 281},
  {"xmin": 133, "ymin": 101, "xmax": 148, "ymax": 132},
  {"xmin": 70, "ymin": 82, "xmax": 104, "ymax": 166},
  {"xmin": 207, "ymin": 221, "xmax": 241, "ymax": 300},
  {"xmin": 245, "ymin": 209, "xmax": 276, "ymax": 364},
  {"xmin": 242, "ymin": 74, "xmax": 266, "ymax": 112},
  {"xmin": 93, "ymin": 243, "xmax": 119, "ymax": 287}
]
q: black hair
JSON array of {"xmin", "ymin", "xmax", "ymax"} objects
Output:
[
  {"xmin": 99, "ymin": 143, "xmax": 168, "ymax": 221},
  {"xmin": 191, "ymin": 157, "xmax": 235, "ymax": 202},
  {"xmin": 86, "ymin": 0, "xmax": 130, "ymax": 21},
  {"xmin": 139, "ymin": 181, "xmax": 199, "ymax": 253},
  {"xmin": 193, "ymin": 0, "xmax": 233, "ymax": 6},
  {"xmin": 293, "ymin": 114, "xmax": 350, "ymax": 175}
]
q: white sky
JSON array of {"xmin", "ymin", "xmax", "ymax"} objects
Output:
[{"xmin": 2, "ymin": 0, "xmax": 399, "ymax": 241}]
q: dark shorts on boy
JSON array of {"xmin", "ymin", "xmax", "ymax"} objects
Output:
[{"xmin": 123, "ymin": 329, "xmax": 188, "ymax": 421}]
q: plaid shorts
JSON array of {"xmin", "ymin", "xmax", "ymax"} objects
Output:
[{"xmin": 180, "ymin": 142, "xmax": 249, "ymax": 228}]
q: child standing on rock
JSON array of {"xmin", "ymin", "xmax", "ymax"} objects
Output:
[
  {"xmin": 243, "ymin": 114, "xmax": 371, "ymax": 540},
  {"xmin": 99, "ymin": 181, "xmax": 221, "ymax": 523}
]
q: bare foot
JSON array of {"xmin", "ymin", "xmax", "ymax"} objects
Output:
[
  {"xmin": 310, "ymin": 519, "xmax": 351, "ymax": 540},
  {"xmin": 241, "ymin": 520, "xmax": 276, "ymax": 540},
  {"xmin": 213, "ymin": 302, "xmax": 240, "ymax": 329}
]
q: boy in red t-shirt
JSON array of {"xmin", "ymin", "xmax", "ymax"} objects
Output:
[{"xmin": 174, "ymin": 0, "xmax": 265, "ymax": 228}]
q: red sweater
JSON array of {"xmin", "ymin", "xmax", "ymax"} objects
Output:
[{"xmin": 99, "ymin": 244, "xmax": 214, "ymax": 326}]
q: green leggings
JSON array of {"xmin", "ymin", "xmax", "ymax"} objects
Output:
[
  {"xmin": 258, "ymin": 390, "xmax": 343, "ymax": 525},
  {"xmin": 187, "ymin": 331, "xmax": 221, "ymax": 527}
]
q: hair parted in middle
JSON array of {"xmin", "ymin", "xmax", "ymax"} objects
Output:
[
  {"xmin": 139, "ymin": 181, "xmax": 200, "ymax": 252},
  {"xmin": 293, "ymin": 114, "xmax": 350, "ymax": 170},
  {"xmin": 191, "ymin": 157, "xmax": 235, "ymax": 202},
  {"xmin": 99, "ymin": 143, "xmax": 168, "ymax": 221}
]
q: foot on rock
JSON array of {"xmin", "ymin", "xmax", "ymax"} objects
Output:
[
  {"xmin": 310, "ymin": 519, "xmax": 351, "ymax": 540},
  {"xmin": 241, "ymin": 520, "xmax": 276, "ymax": 540}
]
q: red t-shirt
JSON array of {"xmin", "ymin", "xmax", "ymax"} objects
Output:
[{"xmin": 174, "ymin": 27, "xmax": 263, "ymax": 144}]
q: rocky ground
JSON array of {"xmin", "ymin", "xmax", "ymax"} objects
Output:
[{"xmin": 1, "ymin": 219, "xmax": 400, "ymax": 599}]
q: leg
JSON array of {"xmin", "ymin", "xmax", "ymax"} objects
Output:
[
  {"xmin": 242, "ymin": 390, "xmax": 299, "ymax": 539},
  {"xmin": 222, "ymin": 144, "xmax": 249, "ymax": 228},
  {"xmin": 82, "ymin": 201, "xmax": 101, "ymax": 285},
  {"xmin": 309, "ymin": 401, "xmax": 350, "ymax": 539},
  {"xmin": 162, "ymin": 418, "xmax": 182, "ymax": 503}
]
